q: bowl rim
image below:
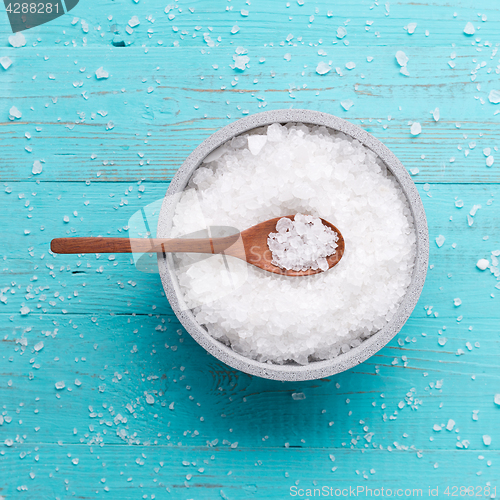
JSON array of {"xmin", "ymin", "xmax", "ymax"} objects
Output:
[{"xmin": 157, "ymin": 109, "xmax": 429, "ymax": 381}]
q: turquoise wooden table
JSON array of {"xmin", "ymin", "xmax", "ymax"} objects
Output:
[{"xmin": 1, "ymin": 0, "xmax": 500, "ymax": 498}]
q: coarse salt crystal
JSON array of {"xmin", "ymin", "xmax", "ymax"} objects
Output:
[
  {"xmin": 9, "ymin": 32, "xmax": 26, "ymax": 47},
  {"xmin": 407, "ymin": 22, "xmax": 417, "ymax": 34},
  {"xmin": 268, "ymin": 214, "xmax": 338, "ymax": 272},
  {"xmin": 489, "ymin": 90, "xmax": 500, "ymax": 104},
  {"xmin": 0, "ymin": 56, "xmax": 12, "ymax": 70},
  {"xmin": 341, "ymin": 99, "xmax": 354, "ymax": 111},
  {"xmin": 410, "ymin": 122, "xmax": 421, "ymax": 136},
  {"xmin": 9, "ymin": 106, "xmax": 22, "ymax": 119},
  {"xmin": 128, "ymin": 15, "xmax": 140, "ymax": 27},
  {"xmin": 32, "ymin": 160, "xmax": 43, "ymax": 175},
  {"xmin": 463, "ymin": 22, "xmax": 475, "ymax": 35},
  {"xmin": 95, "ymin": 67, "xmax": 109, "ymax": 79},
  {"xmin": 476, "ymin": 259, "xmax": 489, "ymax": 270},
  {"xmin": 316, "ymin": 62, "xmax": 331, "ymax": 75},
  {"xmin": 395, "ymin": 50, "xmax": 409, "ymax": 67},
  {"xmin": 435, "ymin": 235, "xmax": 445, "ymax": 247}
]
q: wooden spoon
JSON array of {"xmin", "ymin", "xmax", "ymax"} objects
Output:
[{"xmin": 50, "ymin": 215, "xmax": 345, "ymax": 277}]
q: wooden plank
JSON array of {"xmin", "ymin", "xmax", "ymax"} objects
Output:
[
  {"xmin": 1, "ymin": 42, "xmax": 499, "ymax": 183},
  {"xmin": 1, "ymin": 182, "xmax": 499, "ymax": 315},
  {"xmin": 1, "ymin": 0, "xmax": 499, "ymax": 48},
  {"xmin": 1, "ymin": 444, "xmax": 499, "ymax": 498}
]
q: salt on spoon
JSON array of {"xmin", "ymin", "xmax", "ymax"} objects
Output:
[{"xmin": 50, "ymin": 215, "xmax": 345, "ymax": 277}]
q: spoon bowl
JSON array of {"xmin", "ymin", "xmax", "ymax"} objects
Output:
[{"xmin": 50, "ymin": 215, "xmax": 344, "ymax": 276}]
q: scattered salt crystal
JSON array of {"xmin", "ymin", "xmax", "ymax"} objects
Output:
[
  {"xmin": 128, "ymin": 15, "xmax": 140, "ymax": 27},
  {"xmin": 494, "ymin": 394, "xmax": 500, "ymax": 406},
  {"xmin": 34, "ymin": 341, "xmax": 44, "ymax": 352},
  {"xmin": 345, "ymin": 61, "xmax": 355, "ymax": 70},
  {"xmin": 20, "ymin": 305, "xmax": 30, "ymax": 315},
  {"xmin": 292, "ymin": 392, "xmax": 306, "ymax": 400},
  {"xmin": 446, "ymin": 419, "xmax": 455, "ymax": 431},
  {"xmin": 486, "ymin": 156, "xmax": 494, "ymax": 167},
  {"xmin": 341, "ymin": 99, "xmax": 354, "ymax": 111},
  {"xmin": 469, "ymin": 204, "xmax": 481, "ymax": 216},
  {"xmin": 483, "ymin": 435, "xmax": 491, "ymax": 446},
  {"xmin": 435, "ymin": 235, "xmax": 445, "ymax": 247},
  {"xmin": 32, "ymin": 160, "xmax": 43, "ymax": 175},
  {"xmin": 410, "ymin": 122, "xmax": 421, "ymax": 136},
  {"xmin": 284, "ymin": 53, "xmax": 291, "ymax": 62},
  {"xmin": 489, "ymin": 90, "xmax": 500, "ymax": 104},
  {"xmin": 0, "ymin": 56, "xmax": 12, "ymax": 70},
  {"xmin": 455, "ymin": 200, "xmax": 464, "ymax": 208},
  {"xmin": 433, "ymin": 424, "xmax": 441, "ymax": 431},
  {"xmin": 72, "ymin": 458, "xmax": 79, "ymax": 465},
  {"xmin": 483, "ymin": 148, "xmax": 491, "ymax": 156},
  {"xmin": 146, "ymin": 394, "xmax": 154, "ymax": 404},
  {"xmin": 407, "ymin": 22, "xmax": 417, "ymax": 34},
  {"xmin": 432, "ymin": 108, "xmax": 440, "ymax": 121},
  {"xmin": 9, "ymin": 32, "xmax": 26, "ymax": 47},
  {"xmin": 233, "ymin": 55, "xmax": 249, "ymax": 70},
  {"xmin": 230, "ymin": 25, "xmax": 240, "ymax": 34},
  {"xmin": 95, "ymin": 67, "xmax": 109, "ymax": 79},
  {"xmin": 55, "ymin": 381, "xmax": 65, "ymax": 390},
  {"xmin": 9, "ymin": 106, "xmax": 22, "ymax": 119},
  {"xmin": 463, "ymin": 22, "xmax": 475, "ymax": 35},
  {"xmin": 336, "ymin": 27, "xmax": 347, "ymax": 39},
  {"xmin": 366, "ymin": 56, "xmax": 374, "ymax": 62},
  {"xmin": 316, "ymin": 62, "xmax": 331, "ymax": 75},
  {"xmin": 400, "ymin": 66, "xmax": 410, "ymax": 76},
  {"xmin": 476, "ymin": 259, "xmax": 489, "ymax": 271},
  {"xmin": 453, "ymin": 298, "xmax": 461, "ymax": 307},
  {"xmin": 395, "ymin": 50, "xmax": 409, "ymax": 67}
]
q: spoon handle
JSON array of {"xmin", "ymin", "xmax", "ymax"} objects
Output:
[{"xmin": 50, "ymin": 236, "xmax": 240, "ymax": 255}]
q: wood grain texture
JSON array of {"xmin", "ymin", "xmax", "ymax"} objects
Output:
[{"xmin": 1, "ymin": 0, "xmax": 500, "ymax": 497}]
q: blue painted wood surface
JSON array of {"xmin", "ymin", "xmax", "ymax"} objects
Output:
[{"xmin": 1, "ymin": 0, "xmax": 500, "ymax": 498}]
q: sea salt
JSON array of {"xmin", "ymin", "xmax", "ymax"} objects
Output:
[
  {"xmin": 169, "ymin": 123, "xmax": 417, "ymax": 364},
  {"xmin": 95, "ymin": 67, "xmax": 109, "ymax": 79},
  {"xmin": 407, "ymin": 22, "xmax": 417, "ymax": 34},
  {"xmin": 341, "ymin": 99, "xmax": 354, "ymax": 111},
  {"xmin": 435, "ymin": 235, "xmax": 445, "ymax": 247},
  {"xmin": 268, "ymin": 214, "xmax": 338, "ymax": 272},
  {"xmin": 410, "ymin": 122, "xmax": 421, "ymax": 136},
  {"xmin": 9, "ymin": 32, "xmax": 26, "ymax": 47},
  {"xmin": 476, "ymin": 259, "xmax": 489, "ymax": 270},
  {"xmin": 9, "ymin": 106, "xmax": 22, "ymax": 119},
  {"xmin": 336, "ymin": 27, "xmax": 347, "ymax": 39},
  {"xmin": 32, "ymin": 160, "xmax": 43, "ymax": 175},
  {"xmin": 463, "ymin": 22, "xmax": 475, "ymax": 35},
  {"xmin": 489, "ymin": 90, "xmax": 500, "ymax": 104},
  {"xmin": 0, "ymin": 56, "xmax": 12, "ymax": 70},
  {"xmin": 395, "ymin": 51, "xmax": 409, "ymax": 67},
  {"xmin": 316, "ymin": 62, "xmax": 331, "ymax": 75}
]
